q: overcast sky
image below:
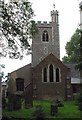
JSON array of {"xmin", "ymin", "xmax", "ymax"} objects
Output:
[
  {"xmin": 30, "ymin": 0, "xmax": 80, "ymax": 57},
  {"xmin": 0, "ymin": 0, "xmax": 81, "ymax": 76}
]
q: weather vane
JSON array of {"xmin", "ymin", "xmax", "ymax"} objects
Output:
[{"xmin": 53, "ymin": 4, "xmax": 55, "ymax": 9}]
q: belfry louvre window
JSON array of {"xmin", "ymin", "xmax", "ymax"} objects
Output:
[
  {"xmin": 16, "ymin": 78, "xmax": 24, "ymax": 91},
  {"xmin": 42, "ymin": 30, "xmax": 49, "ymax": 42},
  {"xmin": 43, "ymin": 67, "xmax": 47, "ymax": 82},
  {"xmin": 56, "ymin": 68, "xmax": 60, "ymax": 82},
  {"xmin": 49, "ymin": 64, "xmax": 54, "ymax": 82}
]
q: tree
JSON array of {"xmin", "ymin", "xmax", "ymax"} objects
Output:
[
  {"xmin": 0, "ymin": 0, "xmax": 38, "ymax": 59},
  {"xmin": 62, "ymin": 29, "xmax": 80, "ymax": 63}
]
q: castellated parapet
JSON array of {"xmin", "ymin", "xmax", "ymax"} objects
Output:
[
  {"xmin": 32, "ymin": 8, "xmax": 60, "ymax": 67},
  {"xmin": 36, "ymin": 21, "xmax": 59, "ymax": 25}
]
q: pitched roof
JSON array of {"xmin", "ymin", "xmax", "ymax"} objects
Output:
[
  {"xmin": 10, "ymin": 63, "xmax": 32, "ymax": 86},
  {"xmin": 65, "ymin": 64, "xmax": 80, "ymax": 84},
  {"xmin": 34, "ymin": 53, "xmax": 69, "ymax": 71},
  {"xmin": 10, "ymin": 63, "xmax": 31, "ymax": 74}
]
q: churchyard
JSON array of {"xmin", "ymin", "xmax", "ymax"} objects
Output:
[{"xmin": 2, "ymin": 100, "xmax": 81, "ymax": 119}]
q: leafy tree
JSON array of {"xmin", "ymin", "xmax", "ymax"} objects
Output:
[
  {"xmin": 0, "ymin": 0, "xmax": 38, "ymax": 59},
  {"xmin": 77, "ymin": 30, "xmax": 82, "ymax": 70},
  {"xmin": 62, "ymin": 29, "xmax": 80, "ymax": 63}
]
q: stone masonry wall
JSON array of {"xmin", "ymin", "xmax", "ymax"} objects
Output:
[
  {"xmin": 32, "ymin": 54, "xmax": 70, "ymax": 100},
  {"xmin": 32, "ymin": 21, "xmax": 60, "ymax": 67}
]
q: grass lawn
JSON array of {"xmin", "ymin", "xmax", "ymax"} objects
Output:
[{"xmin": 3, "ymin": 100, "xmax": 81, "ymax": 119}]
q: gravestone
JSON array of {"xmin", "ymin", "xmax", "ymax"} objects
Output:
[{"xmin": 51, "ymin": 104, "xmax": 58, "ymax": 116}]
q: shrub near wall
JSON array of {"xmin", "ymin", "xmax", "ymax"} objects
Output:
[
  {"xmin": 32, "ymin": 105, "xmax": 45, "ymax": 120},
  {"xmin": 7, "ymin": 92, "xmax": 21, "ymax": 111},
  {"xmin": 2, "ymin": 97, "xmax": 7, "ymax": 109},
  {"xmin": 78, "ymin": 93, "xmax": 82, "ymax": 111}
]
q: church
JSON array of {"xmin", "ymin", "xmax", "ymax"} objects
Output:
[{"xmin": 7, "ymin": 7, "xmax": 75, "ymax": 107}]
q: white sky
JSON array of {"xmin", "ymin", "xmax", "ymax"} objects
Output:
[{"xmin": 0, "ymin": 0, "xmax": 81, "ymax": 76}]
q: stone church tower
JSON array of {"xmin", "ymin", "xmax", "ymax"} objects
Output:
[
  {"xmin": 8, "ymin": 5, "xmax": 73, "ymax": 102},
  {"xmin": 32, "ymin": 7, "xmax": 60, "ymax": 67}
]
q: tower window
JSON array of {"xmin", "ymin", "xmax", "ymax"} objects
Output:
[
  {"xmin": 56, "ymin": 68, "xmax": 60, "ymax": 82},
  {"xmin": 49, "ymin": 64, "xmax": 54, "ymax": 82},
  {"xmin": 16, "ymin": 78, "xmax": 24, "ymax": 91},
  {"xmin": 43, "ymin": 67, "xmax": 47, "ymax": 82},
  {"xmin": 42, "ymin": 30, "xmax": 49, "ymax": 42}
]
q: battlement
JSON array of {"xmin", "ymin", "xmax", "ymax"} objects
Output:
[
  {"xmin": 36, "ymin": 6, "xmax": 59, "ymax": 25},
  {"xmin": 37, "ymin": 21, "xmax": 50, "ymax": 24},
  {"xmin": 51, "ymin": 10, "xmax": 59, "ymax": 15},
  {"xmin": 36, "ymin": 21, "xmax": 59, "ymax": 27},
  {"xmin": 36, "ymin": 21, "xmax": 53, "ymax": 26}
]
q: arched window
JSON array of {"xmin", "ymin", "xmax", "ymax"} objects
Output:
[
  {"xmin": 43, "ymin": 67, "xmax": 47, "ymax": 82},
  {"xmin": 49, "ymin": 64, "xmax": 54, "ymax": 82},
  {"xmin": 42, "ymin": 30, "xmax": 49, "ymax": 42},
  {"xmin": 56, "ymin": 68, "xmax": 60, "ymax": 82},
  {"xmin": 16, "ymin": 78, "xmax": 24, "ymax": 91}
]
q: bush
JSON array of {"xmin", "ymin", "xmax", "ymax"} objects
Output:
[
  {"xmin": 78, "ymin": 93, "xmax": 82, "ymax": 111},
  {"xmin": 7, "ymin": 92, "xmax": 21, "ymax": 111},
  {"xmin": 32, "ymin": 105, "xmax": 45, "ymax": 120},
  {"xmin": 52, "ymin": 98, "xmax": 64, "ymax": 107},
  {"xmin": 2, "ymin": 97, "xmax": 7, "ymax": 109},
  {"xmin": 78, "ymin": 93, "xmax": 82, "ymax": 103}
]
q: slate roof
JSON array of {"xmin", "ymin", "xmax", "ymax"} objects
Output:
[{"xmin": 65, "ymin": 64, "xmax": 81, "ymax": 84}]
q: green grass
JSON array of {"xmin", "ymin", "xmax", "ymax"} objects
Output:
[
  {"xmin": 3, "ymin": 100, "xmax": 81, "ymax": 118},
  {"xmin": 58, "ymin": 101, "xmax": 81, "ymax": 118}
]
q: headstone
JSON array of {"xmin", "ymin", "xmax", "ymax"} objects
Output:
[{"xmin": 51, "ymin": 104, "xmax": 58, "ymax": 116}]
